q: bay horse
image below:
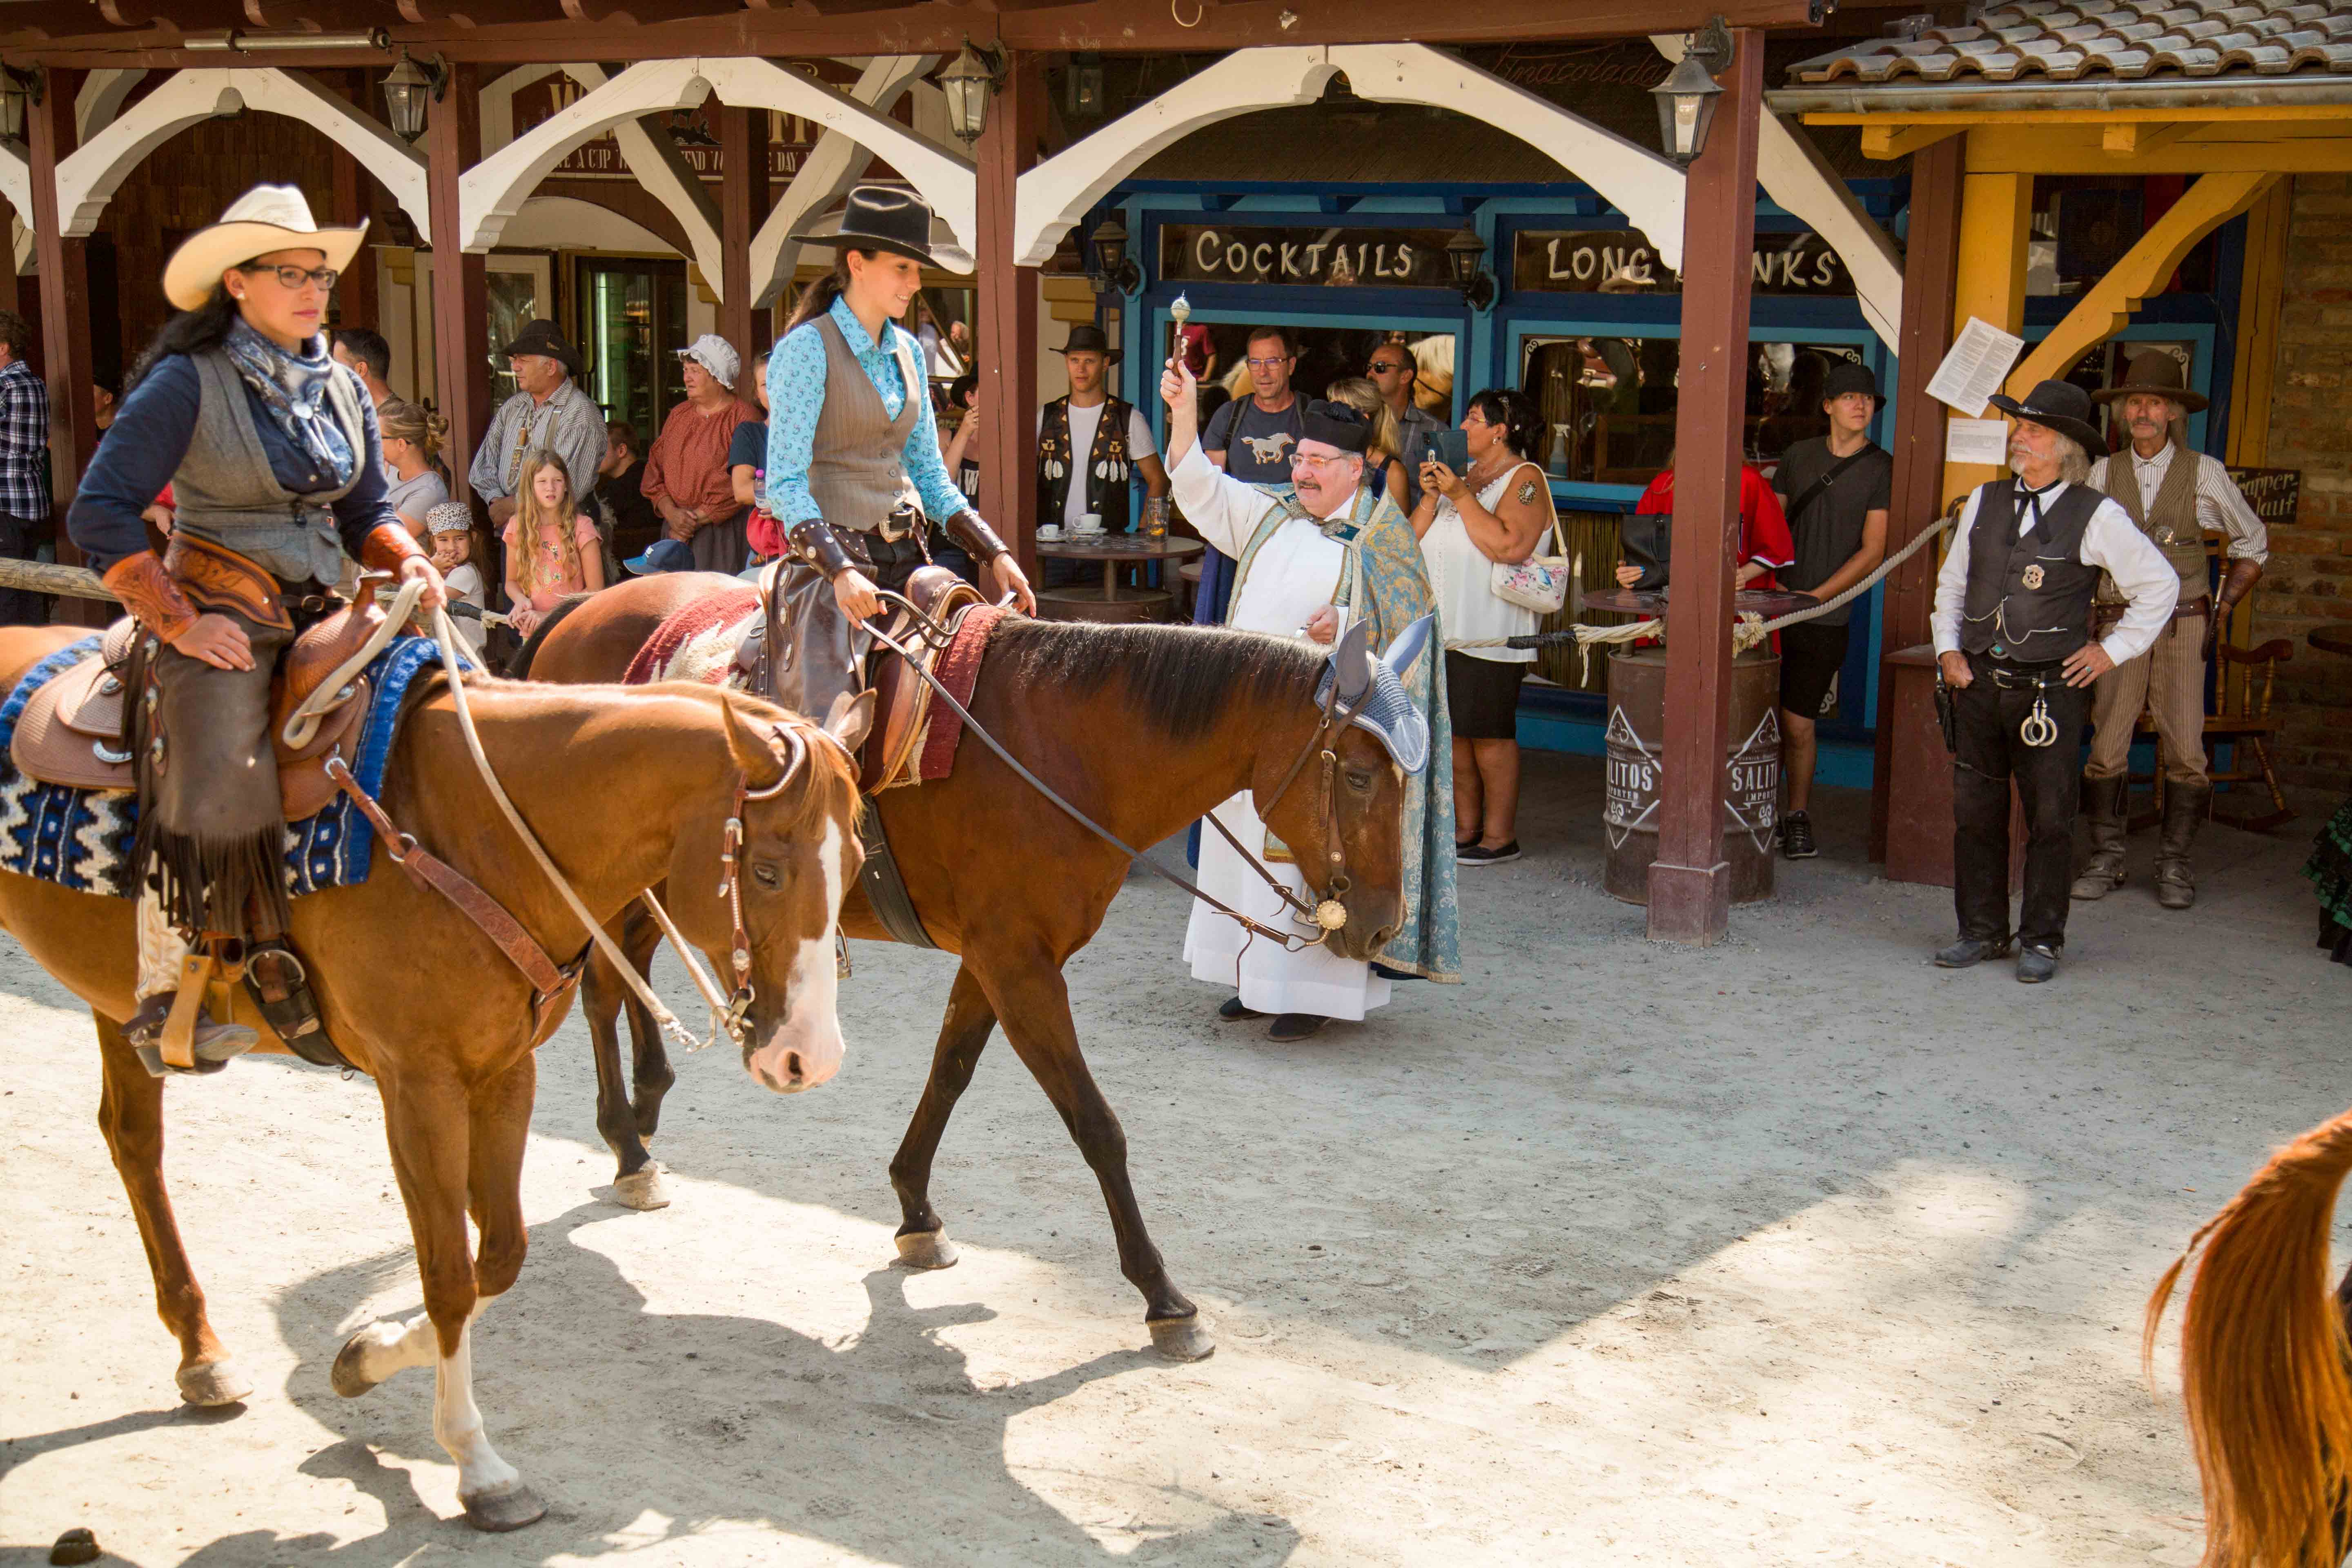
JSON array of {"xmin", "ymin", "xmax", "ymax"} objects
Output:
[
  {"xmin": 520, "ymin": 571, "xmax": 1414, "ymax": 1361},
  {"xmin": 0, "ymin": 623, "xmax": 863, "ymax": 1531},
  {"xmin": 2146, "ymin": 1107, "xmax": 2352, "ymax": 1568}
]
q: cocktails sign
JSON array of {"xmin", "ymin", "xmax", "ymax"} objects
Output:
[{"xmin": 1159, "ymin": 226, "xmax": 1462, "ymax": 288}]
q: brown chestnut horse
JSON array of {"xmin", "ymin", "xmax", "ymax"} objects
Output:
[
  {"xmin": 521, "ymin": 571, "xmax": 1411, "ymax": 1361},
  {"xmin": 0, "ymin": 623, "xmax": 862, "ymax": 1531},
  {"xmin": 2147, "ymin": 1107, "xmax": 2352, "ymax": 1568}
]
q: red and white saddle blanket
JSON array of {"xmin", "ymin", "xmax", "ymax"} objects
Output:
[{"xmin": 622, "ymin": 588, "xmax": 1001, "ymax": 790}]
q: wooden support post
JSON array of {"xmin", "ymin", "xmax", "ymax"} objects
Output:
[
  {"xmin": 1940, "ymin": 157, "xmax": 2034, "ymax": 510},
  {"xmin": 1869, "ymin": 133, "xmax": 1964, "ymax": 863},
  {"xmin": 332, "ymin": 69, "xmax": 381, "ymax": 338},
  {"xmin": 719, "ymin": 105, "xmax": 771, "ymax": 365},
  {"xmin": 427, "ymin": 65, "xmax": 489, "ymax": 520},
  {"xmin": 1646, "ymin": 29, "xmax": 1762, "ymax": 945},
  {"xmin": 977, "ymin": 50, "xmax": 1042, "ymax": 578},
  {"xmin": 29, "ymin": 67, "xmax": 96, "ymax": 597}
]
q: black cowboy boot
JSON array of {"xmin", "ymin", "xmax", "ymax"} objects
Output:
[
  {"xmin": 2070, "ymin": 773, "xmax": 2128, "ymax": 900},
  {"xmin": 2155, "ymin": 781, "xmax": 2213, "ymax": 911}
]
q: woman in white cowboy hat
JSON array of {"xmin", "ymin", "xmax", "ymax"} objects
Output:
[
  {"xmin": 65, "ymin": 183, "xmax": 446, "ymax": 1070},
  {"xmin": 761, "ymin": 184, "xmax": 1033, "ymax": 719}
]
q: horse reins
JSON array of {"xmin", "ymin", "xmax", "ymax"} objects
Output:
[{"xmin": 862, "ymin": 597, "xmax": 1365, "ymax": 951}]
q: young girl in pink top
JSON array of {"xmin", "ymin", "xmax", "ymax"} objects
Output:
[{"xmin": 501, "ymin": 451, "xmax": 604, "ymax": 636}]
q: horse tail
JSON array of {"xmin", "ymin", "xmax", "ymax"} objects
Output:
[
  {"xmin": 504, "ymin": 593, "xmax": 594, "ymax": 680},
  {"xmin": 2147, "ymin": 1105, "xmax": 2352, "ymax": 1568}
]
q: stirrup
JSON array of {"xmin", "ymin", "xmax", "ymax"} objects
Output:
[{"xmin": 126, "ymin": 996, "xmax": 256, "ymax": 1078}]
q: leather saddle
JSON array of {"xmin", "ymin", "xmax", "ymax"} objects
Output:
[
  {"xmin": 13, "ymin": 593, "xmax": 384, "ymax": 819},
  {"xmin": 735, "ymin": 562, "xmax": 983, "ymax": 795}
]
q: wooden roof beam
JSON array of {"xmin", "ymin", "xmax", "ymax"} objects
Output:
[
  {"xmin": 2100, "ymin": 120, "xmax": 2189, "ymax": 156},
  {"xmin": 1858, "ymin": 121, "xmax": 1962, "ymax": 160}
]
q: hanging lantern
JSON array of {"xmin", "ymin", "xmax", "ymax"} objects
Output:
[
  {"xmin": 940, "ymin": 44, "xmax": 1002, "ymax": 146},
  {"xmin": 1446, "ymin": 225, "xmax": 1494, "ymax": 312},
  {"xmin": 381, "ymin": 50, "xmax": 446, "ymax": 145},
  {"xmin": 1065, "ymin": 52, "xmax": 1105, "ymax": 118},
  {"xmin": 1088, "ymin": 216, "xmax": 1141, "ymax": 295},
  {"xmin": 0, "ymin": 66, "xmax": 41, "ymax": 144},
  {"xmin": 1652, "ymin": 20, "xmax": 1732, "ymax": 167}
]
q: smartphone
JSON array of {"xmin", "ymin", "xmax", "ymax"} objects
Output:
[{"xmin": 1419, "ymin": 428, "xmax": 1470, "ymax": 474}]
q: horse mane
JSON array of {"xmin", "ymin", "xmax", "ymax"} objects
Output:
[{"xmin": 986, "ymin": 618, "xmax": 1323, "ymax": 742}]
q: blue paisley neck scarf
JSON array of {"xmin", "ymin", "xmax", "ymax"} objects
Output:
[{"xmin": 223, "ymin": 318, "xmax": 356, "ymax": 489}]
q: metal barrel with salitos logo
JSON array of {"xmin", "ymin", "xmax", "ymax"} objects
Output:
[{"xmin": 1601, "ymin": 644, "xmax": 1783, "ymax": 905}]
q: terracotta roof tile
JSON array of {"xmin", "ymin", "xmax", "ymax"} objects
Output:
[{"xmin": 1788, "ymin": 0, "xmax": 2352, "ymax": 82}]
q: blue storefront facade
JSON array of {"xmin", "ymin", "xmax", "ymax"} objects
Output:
[{"xmin": 1083, "ymin": 172, "xmax": 2249, "ymax": 786}]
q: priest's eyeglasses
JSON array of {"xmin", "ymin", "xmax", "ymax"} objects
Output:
[
  {"xmin": 240, "ymin": 263, "xmax": 342, "ymax": 292},
  {"xmin": 1291, "ymin": 451, "xmax": 1354, "ymax": 472}
]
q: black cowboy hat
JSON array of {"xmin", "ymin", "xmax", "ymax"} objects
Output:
[
  {"xmin": 788, "ymin": 185, "xmax": 962, "ymax": 271},
  {"xmin": 2092, "ymin": 348, "xmax": 2207, "ymax": 413},
  {"xmin": 1986, "ymin": 378, "xmax": 2107, "ymax": 458},
  {"xmin": 500, "ymin": 319, "xmax": 582, "ymax": 379},
  {"xmin": 1050, "ymin": 324, "xmax": 1120, "ymax": 363}
]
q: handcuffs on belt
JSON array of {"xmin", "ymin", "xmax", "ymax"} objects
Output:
[{"xmin": 1971, "ymin": 659, "xmax": 2065, "ymax": 748}]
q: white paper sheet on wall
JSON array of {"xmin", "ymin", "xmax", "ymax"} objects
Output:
[
  {"xmin": 1944, "ymin": 418, "xmax": 2010, "ymax": 466},
  {"xmin": 1927, "ymin": 317, "xmax": 2027, "ymax": 416}
]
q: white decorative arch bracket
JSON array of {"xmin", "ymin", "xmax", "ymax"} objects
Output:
[
  {"xmin": 55, "ymin": 68, "xmax": 428, "ymax": 243},
  {"xmin": 462, "ymin": 56, "xmax": 975, "ymax": 296},
  {"xmin": 1013, "ymin": 44, "xmax": 1688, "ymax": 271}
]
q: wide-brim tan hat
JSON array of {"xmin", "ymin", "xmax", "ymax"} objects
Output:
[{"xmin": 163, "ymin": 184, "xmax": 366, "ymax": 312}]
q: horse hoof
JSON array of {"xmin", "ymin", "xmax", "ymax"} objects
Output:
[
  {"xmin": 894, "ymin": 1228, "xmax": 959, "ymax": 1270},
  {"xmin": 461, "ymin": 1482, "xmax": 546, "ymax": 1533},
  {"xmin": 330, "ymin": 1334, "xmax": 385, "ymax": 1399},
  {"xmin": 176, "ymin": 1358, "xmax": 251, "ymax": 1407},
  {"xmin": 610, "ymin": 1166, "xmax": 670, "ymax": 1211},
  {"xmin": 1148, "ymin": 1315, "xmax": 1216, "ymax": 1362}
]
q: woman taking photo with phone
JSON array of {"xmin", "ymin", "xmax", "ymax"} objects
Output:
[{"xmin": 1412, "ymin": 386, "xmax": 1555, "ymax": 866}]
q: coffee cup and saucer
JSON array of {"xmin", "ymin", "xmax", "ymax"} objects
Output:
[
  {"xmin": 1037, "ymin": 523, "xmax": 1066, "ymax": 542},
  {"xmin": 1074, "ymin": 512, "xmax": 1105, "ymax": 537}
]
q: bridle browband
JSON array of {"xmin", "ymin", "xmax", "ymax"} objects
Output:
[{"xmin": 863, "ymin": 605, "xmax": 1374, "ymax": 951}]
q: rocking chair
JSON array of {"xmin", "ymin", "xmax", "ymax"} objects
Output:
[{"xmin": 2129, "ymin": 635, "xmax": 2297, "ymax": 833}]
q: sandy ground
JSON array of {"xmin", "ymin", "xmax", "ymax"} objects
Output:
[{"xmin": 2, "ymin": 755, "xmax": 2348, "ymax": 1566}]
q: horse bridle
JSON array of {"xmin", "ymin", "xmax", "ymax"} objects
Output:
[
  {"xmin": 637, "ymin": 715, "xmax": 851, "ymax": 1049},
  {"xmin": 1200, "ymin": 674, "xmax": 1373, "ymax": 937}
]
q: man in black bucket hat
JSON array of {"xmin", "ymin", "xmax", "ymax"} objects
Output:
[{"xmin": 1928, "ymin": 378, "xmax": 2179, "ymax": 983}]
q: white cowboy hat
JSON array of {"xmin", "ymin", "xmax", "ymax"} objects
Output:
[{"xmin": 162, "ymin": 185, "xmax": 367, "ymax": 312}]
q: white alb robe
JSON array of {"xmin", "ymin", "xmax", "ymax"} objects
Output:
[{"xmin": 1171, "ymin": 445, "xmax": 1390, "ymax": 1020}]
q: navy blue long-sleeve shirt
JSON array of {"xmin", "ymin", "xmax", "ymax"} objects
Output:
[{"xmin": 67, "ymin": 353, "xmax": 395, "ymax": 575}]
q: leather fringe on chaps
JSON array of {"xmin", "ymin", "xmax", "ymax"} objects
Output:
[{"xmin": 131, "ymin": 816, "xmax": 290, "ymax": 945}]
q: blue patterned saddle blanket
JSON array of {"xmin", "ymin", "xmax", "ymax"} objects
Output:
[{"xmin": 0, "ymin": 634, "xmax": 470, "ymax": 900}]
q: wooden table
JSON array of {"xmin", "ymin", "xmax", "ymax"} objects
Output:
[
  {"xmin": 2310, "ymin": 628, "xmax": 2352, "ymax": 659},
  {"xmin": 1033, "ymin": 533, "xmax": 1205, "ymax": 624}
]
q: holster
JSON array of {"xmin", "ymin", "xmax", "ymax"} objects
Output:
[
  {"xmin": 163, "ymin": 534, "xmax": 295, "ymax": 632},
  {"xmin": 1933, "ymin": 677, "xmax": 1958, "ymax": 755}
]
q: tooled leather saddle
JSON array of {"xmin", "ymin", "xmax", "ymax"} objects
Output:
[{"xmin": 11, "ymin": 588, "xmax": 388, "ymax": 819}]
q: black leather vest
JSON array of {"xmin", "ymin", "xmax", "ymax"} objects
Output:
[
  {"xmin": 1036, "ymin": 395, "xmax": 1134, "ymax": 533},
  {"xmin": 1958, "ymin": 478, "xmax": 2102, "ymax": 664}
]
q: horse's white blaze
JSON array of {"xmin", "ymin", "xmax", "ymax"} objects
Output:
[
  {"xmin": 346, "ymin": 1308, "xmax": 438, "ymax": 1386},
  {"xmin": 745, "ymin": 817, "xmax": 847, "ymax": 1094},
  {"xmin": 433, "ymin": 1306, "xmax": 521, "ymax": 1506}
]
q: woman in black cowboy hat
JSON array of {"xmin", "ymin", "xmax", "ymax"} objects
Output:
[{"xmin": 761, "ymin": 185, "xmax": 1033, "ymax": 718}]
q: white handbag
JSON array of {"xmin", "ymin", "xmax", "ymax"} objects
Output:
[{"xmin": 1489, "ymin": 485, "xmax": 1571, "ymax": 615}]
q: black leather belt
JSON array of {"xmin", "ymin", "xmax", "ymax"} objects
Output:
[{"xmin": 1973, "ymin": 657, "xmax": 2069, "ymax": 691}]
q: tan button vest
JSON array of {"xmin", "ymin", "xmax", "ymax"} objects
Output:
[
  {"xmin": 805, "ymin": 314, "xmax": 924, "ymax": 532},
  {"xmin": 2099, "ymin": 445, "xmax": 2207, "ymax": 602}
]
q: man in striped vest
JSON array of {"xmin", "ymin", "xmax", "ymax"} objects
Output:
[{"xmin": 2072, "ymin": 352, "xmax": 2269, "ymax": 911}]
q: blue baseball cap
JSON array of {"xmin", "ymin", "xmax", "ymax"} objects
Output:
[{"xmin": 625, "ymin": 538, "xmax": 697, "ymax": 575}]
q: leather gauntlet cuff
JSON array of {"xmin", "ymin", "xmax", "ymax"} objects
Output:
[
  {"xmin": 359, "ymin": 522, "xmax": 429, "ymax": 577},
  {"xmin": 2216, "ymin": 557, "xmax": 2263, "ymax": 614},
  {"xmin": 788, "ymin": 517, "xmax": 857, "ymax": 579},
  {"xmin": 945, "ymin": 509, "xmax": 1010, "ymax": 564},
  {"xmin": 102, "ymin": 551, "xmax": 200, "ymax": 645}
]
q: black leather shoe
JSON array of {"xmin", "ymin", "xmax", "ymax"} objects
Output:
[
  {"xmin": 1268, "ymin": 1013, "xmax": 1328, "ymax": 1041},
  {"xmin": 2015, "ymin": 943, "xmax": 2061, "ymax": 984},
  {"xmin": 1933, "ymin": 937, "xmax": 2013, "ymax": 969},
  {"xmin": 1780, "ymin": 810, "xmax": 1817, "ymax": 860},
  {"xmin": 1217, "ymin": 996, "xmax": 1265, "ymax": 1022}
]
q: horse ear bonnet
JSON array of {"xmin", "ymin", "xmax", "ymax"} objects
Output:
[{"xmin": 1316, "ymin": 615, "xmax": 1432, "ymax": 775}]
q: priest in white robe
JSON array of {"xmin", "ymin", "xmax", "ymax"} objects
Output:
[{"xmin": 1160, "ymin": 356, "xmax": 1459, "ymax": 1041}]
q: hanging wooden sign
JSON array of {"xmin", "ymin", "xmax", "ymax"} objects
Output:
[
  {"xmin": 1158, "ymin": 225, "xmax": 1463, "ymax": 288},
  {"xmin": 1511, "ymin": 230, "xmax": 1855, "ymax": 296},
  {"xmin": 2227, "ymin": 466, "xmax": 2301, "ymax": 526}
]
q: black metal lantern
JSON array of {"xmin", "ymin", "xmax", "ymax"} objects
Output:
[
  {"xmin": 1088, "ymin": 216, "xmax": 1142, "ymax": 296},
  {"xmin": 1065, "ymin": 51, "xmax": 1105, "ymax": 118},
  {"xmin": 1445, "ymin": 225, "xmax": 1495, "ymax": 312},
  {"xmin": 940, "ymin": 44, "xmax": 1002, "ymax": 146},
  {"xmin": 0, "ymin": 66, "xmax": 40, "ymax": 144},
  {"xmin": 381, "ymin": 49, "xmax": 446, "ymax": 144},
  {"xmin": 1652, "ymin": 19, "xmax": 1732, "ymax": 167}
]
